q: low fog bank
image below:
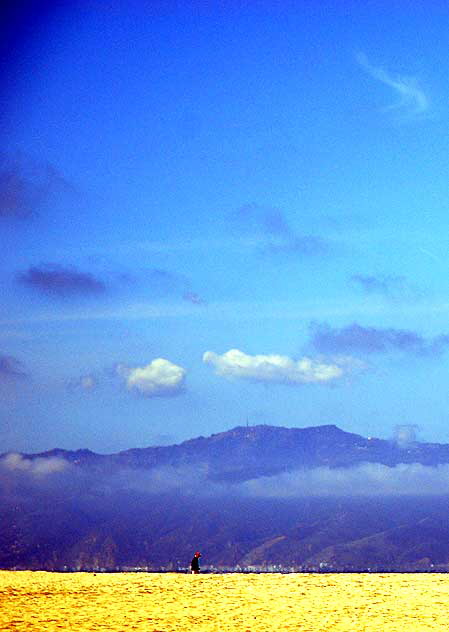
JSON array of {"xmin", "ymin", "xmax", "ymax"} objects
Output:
[
  {"xmin": 241, "ymin": 462, "xmax": 449, "ymax": 497},
  {"xmin": 4, "ymin": 453, "xmax": 449, "ymax": 572},
  {"xmin": 3, "ymin": 453, "xmax": 449, "ymax": 499}
]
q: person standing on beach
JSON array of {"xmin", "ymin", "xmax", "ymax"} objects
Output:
[{"xmin": 191, "ymin": 551, "xmax": 201, "ymax": 574}]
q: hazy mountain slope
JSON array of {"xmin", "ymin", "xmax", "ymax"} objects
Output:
[
  {"xmin": 3, "ymin": 425, "xmax": 449, "ymax": 571},
  {"xmin": 12, "ymin": 424, "xmax": 449, "ymax": 480}
]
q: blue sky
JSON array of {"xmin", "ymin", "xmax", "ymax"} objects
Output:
[{"xmin": 2, "ymin": 0, "xmax": 449, "ymax": 452}]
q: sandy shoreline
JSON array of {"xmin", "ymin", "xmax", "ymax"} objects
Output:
[{"xmin": 1, "ymin": 570, "xmax": 448, "ymax": 631}]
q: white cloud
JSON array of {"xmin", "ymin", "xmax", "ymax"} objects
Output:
[
  {"xmin": 67, "ymin": 374, "xmax": 98, "ymax": 392},
  {"xmin": 203, "ymin": 349, "xmax": 351, "ymax": 384},
  {"xmin": 90, "ymin": 462, "xmax": 449, "ymax": 498},
  {"xmin": 1, "ymin": 453, "xmax": 69, "ymax": 475},
  {"xmin": 80, "ymin": 375, "xmax": 96, "ymax": 390},
  {"xmin": 241, "ymin": 463, "xmax": 449, "ymax": 497},
  {"xmin": 117, "ymin": 358, "xmax": 186, "ymax": 397},
  {"xmin": 356, "ymin": 52, "xmax": 429, "ymax": 117}
]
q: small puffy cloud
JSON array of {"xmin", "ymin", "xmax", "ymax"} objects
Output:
[
  {"xmin": 266, "ymin": 234, "xmax": 328, "ymax": 256},
  {"xmin": 117, "ymin": 358, "xmax": 186, "ymax": 397},
  {"xmin": 231, "ymin": 204, "xmax": 329, "ymax": 257},
  {"xmin": 17, "ymin": 263, "xmax": 106, "ymax": 296},
  {"xmin": 147, "ymin": 268, "xmax": 184, "ymax": 294},
  {"xmin": 309, "ymin": 322, "xmax": 449, "ymax": 356},
  {"xmin": 67, "ymin": 374, "xmax": 97, "ymax": 392},
  {"xmin": 351, "ymin": 274, "xmax": 419, "ymax": 301},
  {"xmin": 0, "ymin": 153, "xmax": 72, "ymax": 220},
  {"xmin": 203, "ymin": 349, "xmax": 353, "ymax": 385},
  {"xmin": 0, "ymin": 354, "xmax": 27, "ymax": 379},
  {"xmin": 183, "ymin": 291, "xmax": 205, "ymax": 305},
  {"xmin": 1, "ymin": 453, "xmax": 69, "ymax": 475},
  {"xmin": 143, "ymin": 268, "xmax": 205, "ymax": 304},
  {"xmin": 79, "ymin": 375, "xmax": 96, "ymax": 390},
  {"xmin": 394, "ymin": 424, "xmax": 419, "ymax": 448}
]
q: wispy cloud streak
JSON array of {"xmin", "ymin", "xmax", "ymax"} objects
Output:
[
  {"xmin": 351, "ymin": 274, "xmax": 420, "ymax": 302},
  {"xmin": 0, "ymin": 354, "xmax": 27, "ymax": 379},
  {"xmin": 356, "ymin": 52, "xmax": 429, "ymax": 118},
  {"xmin": 231, "ymin": 204, "xmax": 329, "ymax": 257},
  {"xmin": 0, "ymin": 154, "xmax": 72, "ymax": 220},
  {"xmin": 310, "ymin": 322, "xmax": 449, "ymax": 356},
  {"xmin": 17, "ymin": 263, "xmax": 106, "ymax": 297}
]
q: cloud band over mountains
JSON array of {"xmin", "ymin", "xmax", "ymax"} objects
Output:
[
  {"xmin": 4, "ymin": 454, "xmax": 449, "ymax": 498},
  {"xmin": 1, "ymin": 453, "xmax": 68, "ymax": 475}
]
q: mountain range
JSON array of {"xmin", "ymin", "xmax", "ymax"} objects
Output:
[
  {"xmin": 20, "ymin": 423, "xmax": 449, "ymax": 478},
  {"xmin": 2, "ymin": 424, "xmax": 449, "ymax": 572}
]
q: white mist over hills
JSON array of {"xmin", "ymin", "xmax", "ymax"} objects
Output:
[
  {"xmin": 4, "ymin": 424, "xmax": 449, "ymax": 571},
  {"xmin": 3, "ymin": 423, "xmax": 449, "ymax": 497}
]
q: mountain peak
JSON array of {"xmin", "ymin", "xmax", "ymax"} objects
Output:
[{"xmin": 208, "ymin": 423, "xmax": 349, "ymax": 440}]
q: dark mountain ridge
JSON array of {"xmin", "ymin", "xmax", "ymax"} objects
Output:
[
  {"xmin": 13, "ymin": 423, "xmax": 449, "ymax": 481},
  {"xmin": 3, "ymin": 424, "xmax": 449, "ymax": 572}
]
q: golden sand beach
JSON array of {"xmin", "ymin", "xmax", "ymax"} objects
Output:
[{"xmin": 1, "ymin": 570, "xmax": 448, "ymax": 631}]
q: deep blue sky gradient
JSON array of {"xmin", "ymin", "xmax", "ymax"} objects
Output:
[{"xmin": 2, "ymin": 1, "xmax": 449, "ymax": 452}]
